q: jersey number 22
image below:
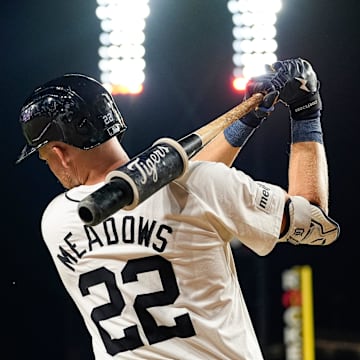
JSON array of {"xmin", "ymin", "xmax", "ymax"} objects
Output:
[{"xmin": 79, "ymin": 255, "xmax": 196, "ymax": 355}]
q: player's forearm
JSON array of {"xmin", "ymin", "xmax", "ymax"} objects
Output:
[
  {"xmin": 193, "ymin": 132, "xmax": 241, "ymax": 166},
  {"xmin": 288, "ymin": 141, "xmax": 329, "ymax": 214}
]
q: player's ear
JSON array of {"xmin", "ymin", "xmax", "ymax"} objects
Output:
[{"xmin": 52, "ymin": 144, "xmax": 71, "ymax": 168}]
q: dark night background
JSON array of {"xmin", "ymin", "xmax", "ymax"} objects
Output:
[{"xmin": 4, "ymin": 1, "xmax": 359, "ymax": 359}]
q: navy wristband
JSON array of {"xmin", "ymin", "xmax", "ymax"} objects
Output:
[
  {"xmin": 224, "ymin": 120, "xmax": 256, "ymax": 147},
  {"xmin": 291, "ymin": 117, "xmax": 323, "ymax": 144}
]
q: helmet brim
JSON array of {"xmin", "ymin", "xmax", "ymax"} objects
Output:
[{"xmin": 16, "ymin": 144, "xmax": 37, "ymax": 164}]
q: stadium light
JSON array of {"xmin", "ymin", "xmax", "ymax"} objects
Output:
[
  {"xmin": 95, "ymin": 0, "xmax": 150, "ymax": 95},
  {"xmin": 227, "ymin": 0, "xmax": 282, "ymax": 92}
]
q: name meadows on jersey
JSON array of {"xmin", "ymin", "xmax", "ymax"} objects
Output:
[{"xmin": 57, "ymin": 215, "xmax": 172, "ymax": 271}]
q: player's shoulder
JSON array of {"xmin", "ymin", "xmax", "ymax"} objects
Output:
[
  {"xmin": 182, "ymin": 160, "xmax": 241, "ymax": 181},
  {"xmin": 174, "ymin": 160, "xmax": 246, "ymax": 193},
  {"xmin": 44, "ymin": 191, "xmax": 69, "ymax": 213},
  {"xmin": 42, "ymin": 183, "xmax": 104, "ymax": 227},
  {"xmin": 187, "ymin": 160, "xmax": 232, "ymax": 174},
  {"xmin": 42, "ymin": 191, "xmax": 74, "ymax": 227}
]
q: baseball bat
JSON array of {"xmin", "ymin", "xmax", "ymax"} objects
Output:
[{"xmin": 78, "ymin": 93, "xmax": 263, "ymax": 226}]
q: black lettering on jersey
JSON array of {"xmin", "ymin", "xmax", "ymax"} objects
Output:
[
  {"xmin": 255, "ymin": 183, "xmax": 273, "ymax": 214},
  {"xmin": 123, "ymin": 216, "xmax": 135, "ymax": 243},
  {"xmin": 64, "ymin": 231, "xmax": 86, "ymax": 258},
  {"xmin": 138, "ymin": 216, "xmax": 156, "ymax": 247},
  {"xmin": 56, "ymin": 216, "xmax": 173, "ymax": 270},
  {"xmin": 103, "ymin": 217, "xmax": 119, "ymax": 245},
  {"xmin": 85, "ymin": 225, "xmax": 104, "ymax": 251},
  {"xmin": 57, "ymin": 232, "xmax": 80, "ymax": 271},
  {"xmin": 259, "ymin": 188, "xmax": 270, "ymax": 209},
  {"xmin": 153, "ymin": 225, "xmax": 171, "ymax": 252}
]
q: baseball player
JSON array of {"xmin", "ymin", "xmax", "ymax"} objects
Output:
[{"xmin": 16, "ymin": 58, "xmax": 339, "ymax": 359}]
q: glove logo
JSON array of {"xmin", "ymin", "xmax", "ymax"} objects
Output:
[{"xmin": 295, "ymin": 77, "xmax": 311, "ymax": 92}]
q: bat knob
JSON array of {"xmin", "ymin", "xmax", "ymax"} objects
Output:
[{"xmin": 78, "ymin": 179, "xmax": 133, "ymax": 226}]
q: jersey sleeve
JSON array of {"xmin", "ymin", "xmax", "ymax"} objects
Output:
[{"xmin": 177, "ymin": 161, "xmax": 286, "ymax": 255}]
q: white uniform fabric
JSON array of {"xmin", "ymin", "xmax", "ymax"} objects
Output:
[{"xmin": 41, "ymin": 161, "xmax": 285, "ymax": 360}]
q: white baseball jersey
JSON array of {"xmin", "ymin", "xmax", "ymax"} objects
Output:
[{"xmin": 41, "ymin": 161, "xmax": 285, "ymax": 360}]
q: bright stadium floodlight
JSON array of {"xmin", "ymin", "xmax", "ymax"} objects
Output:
[
  {"xmin": 227, "ymin": 0, "xmax": 282, "ymax": 92},
  {"xmin": 95, "ymin": 0, "xmax": 150, "ymax": 95}
]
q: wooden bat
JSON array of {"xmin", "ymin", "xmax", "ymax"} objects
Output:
[
  {"xmin": 193, "ymin": 93, "xmax": 264, "ymax": 148},
  {"xmin": 77, "ymin": 93, "xmax": 264, "ymax": 226}
]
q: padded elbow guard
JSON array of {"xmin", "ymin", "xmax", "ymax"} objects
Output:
[{"xmin": 279, "ymin": 196, "xmax": 340, "ymax": 245}]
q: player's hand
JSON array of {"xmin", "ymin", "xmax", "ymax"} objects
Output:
[
  {"xmin": 241, "ymin": 71, "xmax": 279, "ymax": 128},
  {"xmin": 271, "ymin": 58, "xmax": 322, "ymax": 120},
  {"xmin": 223, "ymin": 71, "xmax": 279, "ymax": 148}
]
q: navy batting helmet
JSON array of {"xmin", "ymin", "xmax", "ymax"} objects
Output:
[{"xmin": 16, "ymin": 74, "xmax": 127, "ymax": 164}]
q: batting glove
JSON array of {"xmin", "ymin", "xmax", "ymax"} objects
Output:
[
  {"xmin": 242, "ymin": 71, "xmax": 279, "ymax": 128},
  {"xmin": 271, "ymin": 58, "xmax": 322, "ymax": 120},
  {"xmin": 224, "ymin": 71, "xmax": 279, "ymax": 147}
]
